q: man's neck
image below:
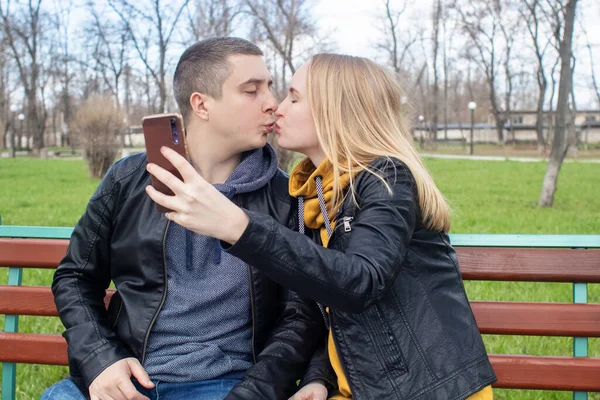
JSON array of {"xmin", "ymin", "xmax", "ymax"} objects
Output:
[{"xmin": 186, "ymin": 125, "xmax": 243, "ymax": 185}]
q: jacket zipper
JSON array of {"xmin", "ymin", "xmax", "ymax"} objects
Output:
[
  {"xmin": 316, "ymin": 216, "xmax": 353, "ymax": 331},
  {"xmin": 317, "ymin": 303, "xmax": 330, "ymax": 329},
  {"xmin": 326, "ymin": 214, "xmax": 357, "ymax": 395},
  {"xmin": 342, "ymin": 216, "xmax": 354, "ymax": 232},
  {"xmin": 329, "ymin": 311, "xmax": 357, "ymax": 396},
  {"xmin": 248, "ymin": 265, "xmax": 257, "ymax": 364},
  {"xmin": 141, "ymin": 220, "xmax": 170, "ymax": 364},
  {"xmin": 327, "ymin": 216, "xmax": 354, "ymax": 249},
  {"xmin": 236, "ymin": 194, "xmax": 257, "ymax": 364}
]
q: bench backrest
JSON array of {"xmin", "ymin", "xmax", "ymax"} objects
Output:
[{"xmin": 1, "ymin": 228, "xmax": 600, "ymax": 399}]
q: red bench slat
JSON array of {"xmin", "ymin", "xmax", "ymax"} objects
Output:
[
  {"xmin": 471, "ymin": 301, "xmax": 600, "ymax": 337},
  {"xmin": 0, "ymin": 286, "xmax": 114, "ymax": 316},
  {"xmin": 458, "ymin": 247, "xmax": 600, "ymax": 283},
  {"xmin": 0, "ymin": 333, "xmax": 68, "ymax": 365},
  {"xmin": 0, "ymin": 239, "xmax": 69, "ymax": 269},
  {"xmin": 490, "ymin": 354, "xmax": 600, "ymax": 391}
]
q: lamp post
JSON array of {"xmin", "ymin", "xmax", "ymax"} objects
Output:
[
  {"xmin": 418, "ymin": 115, "xmax": 425, "ymax": 149},
  {"xmin": 468, "ymin": 102, "xmax": 477, "ymax": 155},
  {"xmin": 9, "ymin": 105, "xmax": 18, "ymax": 158},
  {"xmin": 17, "ymin": 114, "xmax": 25, "ymax": 154}
]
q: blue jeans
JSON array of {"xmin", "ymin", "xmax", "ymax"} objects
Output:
[{"xmin": 40, "ymin": 377, "xmax": 241, "ymax": 400}]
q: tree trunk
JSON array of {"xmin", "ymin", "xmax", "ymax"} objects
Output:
[
  {"xmin": 539, "ymin": 0, "xmax": 577, "ymax": 207},
  {"xmin": 535, "ymin": 74, "xmax": 547, "ymax": 154},
  {"xmin": 431, "ymin": 0, "xmax": 441, "ymax": 149}
]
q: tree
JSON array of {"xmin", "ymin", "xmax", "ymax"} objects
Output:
[
  {"xmin": 430, "ymin": 0, "xmax": 442, "ymax": 146},
  {"xmin": 378, "ymin": 0, "xmax": 417, "ymax": 77},
  {"xmin": 186, "ymin": 0, "xmax": 241, "ymax": 40},
  {"xmin": 0, "ymin": 0, "xmax": 49, "ymax": 153},
  {"xmin": 498, "ymin": 1, "xmax": 521, "ymax": 146},
  {"xmin": 244, "ymin": 0, "xmax": 325, "ymax": 171},
  {"xmin": 538, "ymin": 0, "xmax": 578, "ymax": 207},
  {"xmin": 70, "ymin": 95, "xmax": 125, "ymax": 178},
  {"xmin": 520, "ymin": 0, "xmax": 552, "ymax": 153},
  {"xmin": 109, "ymin": 0, "xmax": 191, "ymax": 113},
  {"xmin": 454, "ymin": 0, "xmax": 508, "ymax": 145},
  {"xmin": 86, "ymin": 2, "xmax": 130, "ymax": 111},
  {"xmin": 581, "ymin": 24, "xmax": 600, "ymax": 112}
]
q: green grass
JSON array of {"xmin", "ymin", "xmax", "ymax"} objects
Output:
[
  {"xmin": 425, "ymin": 158, "xmax": 600, "ymax": 234},
  {"xmin": 1, "ymin": 157, "xmax": 599, "ymax": 399},
  {"xmin": 0, "ymin": 159, "xmax": 100, "ymax": 399}
]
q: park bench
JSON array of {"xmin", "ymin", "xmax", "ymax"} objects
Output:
[{"xmin": 1, "ymin": 225, "xmax": 599, "ymax": 400}]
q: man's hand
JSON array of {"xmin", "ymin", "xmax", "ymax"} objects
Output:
[
  {"xmin": 89, "ymin": 358, "xmax": 154, "ymax": 400},
  {"xmin": 289, "ymin": 382, "xmax": 328, "ymax": 400}
]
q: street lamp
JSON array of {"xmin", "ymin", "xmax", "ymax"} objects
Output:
[
  {"xmin": 468, "ymin": 102, "xmax": 477, "ymax": 155},
  {"xmin": 418, "ymin": 115, "xmax": 425, "ymax": 148},
  {"xmin": 9, "ymin": 105, "xmax": 18, "ymax": 158},
  {"xmin": 17, "ymin": 114, "xmax": 25, "ymax": 154}
]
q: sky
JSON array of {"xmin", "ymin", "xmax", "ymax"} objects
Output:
[
  {"xmin": 312, "ymin": 0, "xmax": 600, "ymax": 107},
  {"xmin": 41, "ymin": 0, "xmax": 600, "ymax": 109}
]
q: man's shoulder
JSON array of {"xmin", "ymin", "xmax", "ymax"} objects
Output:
[
  {"xmin": 268, "ymin": 168, "xmax": 291, "ymax": 203},
  {"xmin": 108, "ymin": 152, "xmax": 148, "ymax": 183}
]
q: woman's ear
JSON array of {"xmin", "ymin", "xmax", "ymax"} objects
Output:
[{"xmin": 190, "ymin": 92, "xmax": 210, "ymax": 121}]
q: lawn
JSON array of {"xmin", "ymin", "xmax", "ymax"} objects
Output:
[{"xmin": 0, "ymin": 157, "xmax": 599, "ymax": 399}]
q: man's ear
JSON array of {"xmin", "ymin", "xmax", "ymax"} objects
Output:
[{"xmin": 190, "ymin": 92, "xmax": 211, "ymax": 121}]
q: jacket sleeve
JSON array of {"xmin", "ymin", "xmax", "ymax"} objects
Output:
[
  {"xmin": 224, "ymin": 161, "xmax": 418, "ymax": 314},
  {"xmin": 226, "ymin": 289, "xmax": 327, "ymax": 399},
  {"xmin": 299, "ymin": 334, "xmax": 337, "ymax": 394},
  {"xmin": 51, "ymin": 165, "xmax": 132, "ymax": 388}
]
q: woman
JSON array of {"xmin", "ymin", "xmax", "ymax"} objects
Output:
[{"xmin": 146, "ymin": 54, "xmax": 496, "ymax": 399}]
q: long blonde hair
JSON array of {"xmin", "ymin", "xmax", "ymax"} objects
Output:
[{"xmin": 306, "ymin": 53, "xmax": 450, "ymax": 232}]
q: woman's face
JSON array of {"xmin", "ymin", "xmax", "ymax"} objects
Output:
[{"xmin": 275, "ymin": 63, "xmax": 323, "ymax": 162}]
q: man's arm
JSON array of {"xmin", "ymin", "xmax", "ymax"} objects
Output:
[
  {"xmin": 225, "ymin": 288, "xmax": 328, "ymax": 400},
  {"xmin": 298, "ymin": 338, "xmax": 337, "ymax": 395},
  {"xmin": 52, "ymin": 164, "xmax": 152, "ymax": 398}
]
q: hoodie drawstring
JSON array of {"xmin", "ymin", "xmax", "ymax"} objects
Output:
[{"xmin": 297, "ymin": 176, "xmax": 332, "ymax": 329}]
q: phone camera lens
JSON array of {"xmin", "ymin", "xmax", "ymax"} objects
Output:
[{"xmin": 170, "ymin": 118, "xmax": 180, "ymax": 144}]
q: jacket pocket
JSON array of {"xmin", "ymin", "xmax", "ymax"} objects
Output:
[{"xmin": 361, "ymin": 304, "xmax": 408, "ymax": 379}]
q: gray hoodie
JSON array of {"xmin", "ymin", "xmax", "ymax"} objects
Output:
[{"xmin": 144, "ymin": 144, "xmax": 279, "ymax": 382}]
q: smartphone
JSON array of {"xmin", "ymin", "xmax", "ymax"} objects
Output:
[{"xmin": 142, "ymin": 113, "xmax": 189, "ymax": 213}]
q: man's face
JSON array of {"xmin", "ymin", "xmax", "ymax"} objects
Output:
[{"xmin": 207, "ymin": 54, "xmax": 278, "ymax": 152}]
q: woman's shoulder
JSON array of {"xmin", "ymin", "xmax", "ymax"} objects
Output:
[{"xmin": 356, "ymin": 156, "xmax": 415, "ymax": 187}]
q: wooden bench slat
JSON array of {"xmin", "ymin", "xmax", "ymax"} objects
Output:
[
  {"xmin": 0, "ymin": 286, "xmax": 115, "ymax": 316},
  {"xmin": 0, "ymin": 332, "xmax": 68, "ymax": 365},
  {"xmin": 0, "ymin": 239, "xmax": 69, "ymax": 269},
  {"xmin": 2, "ymin": 334, "xmax": 599, "ymax": 393},
  {"xmin": 490, "ymin": 354, "xmax": 600, "ymax": 391},
  {"xmin": 3, "ymin": 240, "xmax": 600, "ymax": 282},
  {"xmin": 472, "ymin": 301, "xmax": 600, "ymax": 337},
  {"xmin": 458, "ymin": 247, "xmax": 600, "ymax": 283},
  {"xmin": 4, "ymin": 287, "xmax": 600, "ymax": 339}
]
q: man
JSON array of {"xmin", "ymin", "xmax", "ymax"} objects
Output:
[{"xmin": 42, "ymin": 37, "xmax": 329, "ymax": 400}]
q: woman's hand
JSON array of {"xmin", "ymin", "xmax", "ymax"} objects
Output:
[
  {"xmin": 145, "ymin": 146, "xmax": 249, "ymax": 243},
  {"xmin": 288, "ymin": 382, "xmax": 328, "ymax": 400}
]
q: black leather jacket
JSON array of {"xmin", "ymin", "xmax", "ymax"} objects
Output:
[
  {"xmin": 226, "ymin": 157, "xmax": 497, "ymax": 399},
  {"xmin": 52, "ymin": 152, "xmax": 325, "ymax": 399}
]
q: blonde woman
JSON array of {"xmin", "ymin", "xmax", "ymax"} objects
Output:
[{"xmin": 146, "ymin": 54, "xmax": 497, "ymax": 399}]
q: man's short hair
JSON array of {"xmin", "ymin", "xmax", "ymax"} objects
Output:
[{"xmin": 173, "ymin": 37, "xmax": 263, "ymax": 121}]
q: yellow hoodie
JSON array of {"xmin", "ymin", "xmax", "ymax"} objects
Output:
[{"xmin": 289, "ymin": 157, "xmax": 492, "ymax": 400}]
